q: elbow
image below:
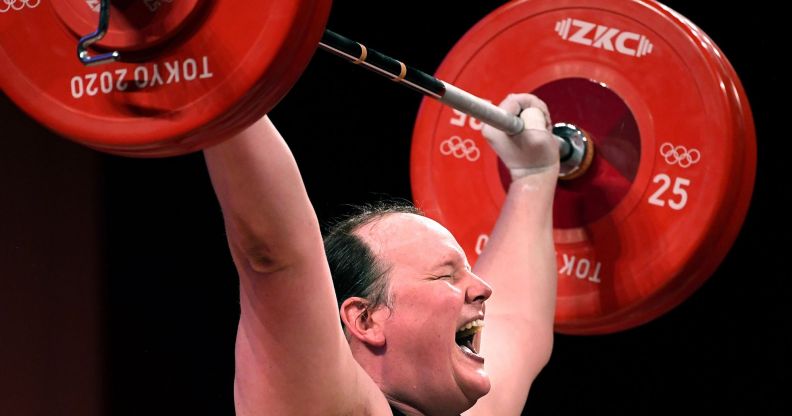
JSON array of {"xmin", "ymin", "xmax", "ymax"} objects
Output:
[
  {"xmin": 521, "ymin": 313, "xmax": 556, "ymax": 373},
  {"xmin": 226, "ymin": 218, "xmax": 322, "ymax": 275},
  {"xmin": 536, "ymin": 325, "xmax": 554, "ymax": 370},
  {"xmin": 234, "ymin": 239, "xmax": 295, "ymax": 275},
  {"xmin": 525, "ymin": 321, "xmax": 555, "ymax": 377}
]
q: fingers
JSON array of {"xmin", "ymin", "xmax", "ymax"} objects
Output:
[
  {"xmin": 499, "ymin": 94, "xmax": 524, "ymax": 117},
  {"xmin": 483, "ymin": 93, "xmax": 553, "ymax": 141},
  {"xmin": 501, "ymin": 94, "xmax": 552, "ymax": 132},
  {"xmin": 481, "ymin": 93, "xmax": 560, "ymax": 180},
  {"xmin": 520, "ymin": 107, "xmax": 547, "ymax": 131}
]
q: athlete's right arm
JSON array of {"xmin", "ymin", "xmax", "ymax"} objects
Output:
[{"xmin": 204, "ymin": 116, "xmax": 387, "ymax": 415}]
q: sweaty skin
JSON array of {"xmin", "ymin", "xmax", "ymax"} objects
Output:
[{"xmin": 203, "ymin": 94, "xmax": 558, "ymax": 415}]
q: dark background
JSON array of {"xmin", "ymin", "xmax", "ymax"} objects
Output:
[{"xmin": 1, "ymin": 1, "xmax": 787, "ymax": 415}]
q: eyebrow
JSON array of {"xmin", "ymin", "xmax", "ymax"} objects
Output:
[
  {"xmin": 432, "ymin": 260, "xmax": 456, "ymax": 271},
  {"xmin": 430, "ymin": 256, "xmax": 469, "ymax": 273}
]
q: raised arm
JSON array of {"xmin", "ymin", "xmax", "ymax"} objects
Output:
[
  {"xmin": 465, "ymin": 95, "xmax": 559, "ymax": 416},
  {"xmin": 204, "ymin": 117, "xmax": 381, "ymax": 415}
]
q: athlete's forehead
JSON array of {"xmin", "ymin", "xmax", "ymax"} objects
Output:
[{"xmin": 354, "ymin": 212, "xmax": 466, "ymax": 267}]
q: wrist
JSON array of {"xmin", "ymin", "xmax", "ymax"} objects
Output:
[
  {"xmin": 509, "ymin": 162, "xmax": 560, "ymax": 181},
  {"xmin": 504, "ymin": 169, "xmax": 558, "ymax": 228},
  {"xmin": 508, "ymin": 166, "xmax": 558, "ymax": 191}
]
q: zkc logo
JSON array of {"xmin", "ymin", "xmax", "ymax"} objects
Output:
[{"xmin": 555, "ymin": 18, "xmax": 653, "ymax": 57}]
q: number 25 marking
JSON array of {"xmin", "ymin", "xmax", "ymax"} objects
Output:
[{"xmin": 648, "ymin": 174, "xmax": 690, "ymax": 210}]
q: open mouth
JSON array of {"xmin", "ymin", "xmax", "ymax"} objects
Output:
[{"xmin": 455, "ymin": 319, "xmax": 484, "ymax": 357}]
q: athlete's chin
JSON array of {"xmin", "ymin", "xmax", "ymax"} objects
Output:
[
  {"xmin": 451, "ymin": 346, "xmax": 491, "ymax": 401},
  {"xmin": 457, "ymin": 367, "xmax": 492, "ymax": 404}
]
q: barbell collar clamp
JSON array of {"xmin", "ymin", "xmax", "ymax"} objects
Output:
[{"xmin": 553, "ymin": 123, "xmax": 595, "ymax": 180}]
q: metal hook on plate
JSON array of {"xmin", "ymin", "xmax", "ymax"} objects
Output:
[{"xmin": 77, "ymin": 0, "xmax": 120, "ymax": 66}]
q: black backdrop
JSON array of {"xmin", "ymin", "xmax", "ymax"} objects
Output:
[{"xmin": 1, "ymin": 1, "xmax": 787, "ymax": 415}]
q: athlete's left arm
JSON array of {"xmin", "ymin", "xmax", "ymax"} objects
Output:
[{"xmin": 463, "ymin": 94, "xmax": 559, "ymax": 416}]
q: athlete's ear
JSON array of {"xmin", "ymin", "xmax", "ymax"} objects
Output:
[{"xmin": 340, "ymin": 297, "xmax": 386, "ymax": 347}]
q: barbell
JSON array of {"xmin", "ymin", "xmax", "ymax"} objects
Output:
[{"xmin": 0, "ymin": 0, "xmax": 756, "ymax": 334}]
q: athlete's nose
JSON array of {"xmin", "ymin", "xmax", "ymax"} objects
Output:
[{"xmin": 465, "ymin": 272, "xmax": 493, "ymax": 304}]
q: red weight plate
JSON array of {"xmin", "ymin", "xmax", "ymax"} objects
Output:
[
  {"xmin": 411, "ymin": 0, "xmax": 756, "ymax": 334},
  {"xmin": 0, "ymin": 0, "xmax": 332, "ymax": 156}
]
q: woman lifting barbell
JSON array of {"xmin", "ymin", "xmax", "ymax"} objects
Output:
[{"xmin": 204, "ymin": 93, "xmax": 559, "ymax": 415}]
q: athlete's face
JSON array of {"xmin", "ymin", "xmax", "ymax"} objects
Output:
[{"xmin": 356, "ymin": 213, "xmax": 493, "ymax": 415}]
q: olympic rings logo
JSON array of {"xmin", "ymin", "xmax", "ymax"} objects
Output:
[
  {"xmin": 440, "ymin": 136, "xmax": 480, "ymax": 162},
  {"xmin": 0, "ymin": 0, "xmax": 40, "ymax": 13},
  {"xmin": 659, "ymin": 142, "xmax": 700, "ymax": 168}
]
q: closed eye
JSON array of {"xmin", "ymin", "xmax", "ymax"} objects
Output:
[{"xmin": 427, "ymin": 274, "xmax": 454, "ymax": 281}]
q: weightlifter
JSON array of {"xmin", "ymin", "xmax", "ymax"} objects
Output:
[{"xmin": 203, "ymin": 93, "xmax": 559, "ymax": 415}]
